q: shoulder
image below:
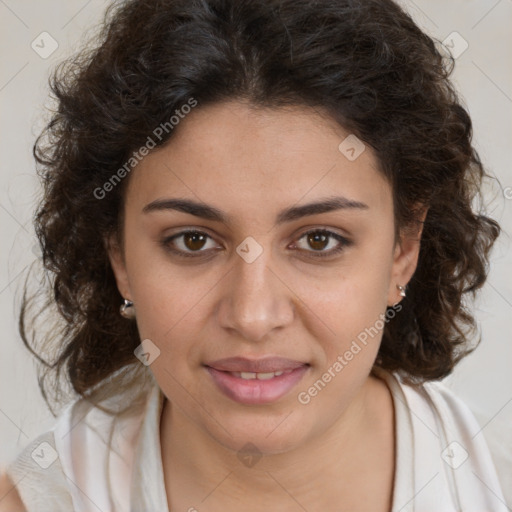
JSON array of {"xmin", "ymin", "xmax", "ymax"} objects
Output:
[
  {"xmin": 3, "ymin": 429, "xmax": 73, "ymax": 512},
  {"xmin": 0, "ymin": 471, "xmax": 26, "ymax": 512},
  {"xmin": 383, "ymin": 370, "xmax": 485, "ymax": 438},
  {"xmin": 3, "ymin": 369, "xmax": 158, "ymax": 512},
  {"xmin": 398, "ymin": 375, "xmax": 494, "ymax": 456},
  {"xmin": 389, "ymin": 372, "xmax": 510, "ymax": 510},
  {"xmin": 427, "ymin": 379, "xmax": 512, "ymax": 508}
]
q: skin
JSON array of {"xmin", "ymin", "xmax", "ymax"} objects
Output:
[
  {"xmin": 107, "ymin": 99, "xmax": 427, "ymax": 511},
  {"xmin": 0, "ymin": 472, "xmax": 26, "ymax": 512}
]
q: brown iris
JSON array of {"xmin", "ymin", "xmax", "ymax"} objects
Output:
[
  {"xmin": 307, "ymin": 232, "xmax": 329, "ymax": 251},
  {"xmin": 184, "ymin": 232, "xmax": 208, "ymax": 251}
]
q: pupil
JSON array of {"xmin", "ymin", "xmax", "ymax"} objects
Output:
[
  {"xmin": 185, "ymin": 232, "xmax": 206, "ymax": 251},
  {"xmin": 309, "ymin": 232, "xmax": 327, "ymax": 251}
]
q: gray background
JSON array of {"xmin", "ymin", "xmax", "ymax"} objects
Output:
[{"xmin": 1, "ymin": 0, "xmax": 511, "ymax": 493}]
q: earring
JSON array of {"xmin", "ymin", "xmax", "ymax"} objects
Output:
[
  {"xmin": 397, "ymin": 284, "xmax": 406, "ymax": 298},
  {"xmin": 120, "ymin": 298, "xmax": 136, "ymax": 319}
]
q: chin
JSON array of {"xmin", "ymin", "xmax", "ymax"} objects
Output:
[{"xmin": 202, "ymin": 409, "xmax": 311, "ymax": 458}]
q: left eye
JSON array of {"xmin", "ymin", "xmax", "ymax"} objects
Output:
[
  {"xmin": 292, "ymin": 229, "xmax": 351, "ymax": 258},
  {"xmin": 161, "ymin": 229, "xmax": 351, "ymax": 259}
]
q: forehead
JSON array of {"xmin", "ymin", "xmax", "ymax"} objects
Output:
[{"xmin": 126, "ymin": 100, "xmax": 392, "ymax": 224}]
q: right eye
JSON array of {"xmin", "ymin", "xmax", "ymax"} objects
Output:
[{"xmin": 160, "ymin": 230, "xmax": 221, "ymax": 258}]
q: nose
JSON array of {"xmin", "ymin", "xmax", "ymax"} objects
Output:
[{"xmin": 217, "ymin": 242, "xmax": 295, "ymax": 342}]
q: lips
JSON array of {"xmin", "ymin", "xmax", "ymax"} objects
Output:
[
  {"xmin": 204, "ymin": 356, "xmax": 307, "ymax": 373},
  {"xmin": 204, "ymin": 357, "xmax": 310, "ymax": 404}
]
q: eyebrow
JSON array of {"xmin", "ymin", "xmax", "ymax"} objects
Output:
[{"xmin": 142, "ymin": 195, "xmax": 369, "ymax": 225}]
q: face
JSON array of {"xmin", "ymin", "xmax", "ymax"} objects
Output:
[{"xmin": 108, "ymin": 99, "xmax": 423, "ymax": 455}]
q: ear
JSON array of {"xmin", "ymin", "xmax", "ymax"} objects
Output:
[
  {"xmin": 105, "ymin": 233, "xmax": 132, "ymax": 301},
  {"xmin": 387, "ymin": 205, "xmax": 429, "ymax": 306}
]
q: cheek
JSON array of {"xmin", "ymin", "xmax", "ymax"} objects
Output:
[
  {"xmin": 293, "ymin": 272, "xmax": 392, "ymax": 419},
  {"xmin": 122, "ymin": 227, "xmax": 197, "ymax": 327},
  {"xmin": 300, "ymin": 287, "xmax": 386, "ymax": 384},
  {"xmin": 125, "ymin": 250, "xmax": 221, "ymax": 371},
  {"xmin": 130, "ymin": 275, "xmax": 208, "ymax": 349},
  {"xmin": 297, "ymin": 254, "xmax": 392, "ymax": 344}
]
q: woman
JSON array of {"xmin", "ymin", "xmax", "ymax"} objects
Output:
[{"xmin": 1, "ymin": 0, "xmax": 508, "ymax": 510}]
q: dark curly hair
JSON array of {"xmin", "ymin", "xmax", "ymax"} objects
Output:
[{"xmin": 20, "ymin": 0, "xmax": 501, "ymax": 415}]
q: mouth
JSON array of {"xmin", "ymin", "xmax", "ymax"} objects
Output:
[
  {"xmin": 204, "ymin": 357, "xmax": 310, "ymax": 405},
  {"xmin": 204, "ymin": 356, "xmax": 307, "ymax": 373},
  {"xmin": 226, "ymin": 369, "xmax": 296, "ymax": 380}
]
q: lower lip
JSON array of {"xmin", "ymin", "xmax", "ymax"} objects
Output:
[{"xmin": 205, "ymin": 366, "xmax": 309, "ymax": 405}]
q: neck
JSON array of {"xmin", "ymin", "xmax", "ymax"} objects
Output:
[{"xmin": 159, "ymin": 374, "xmax": 395, "ymax": 511}]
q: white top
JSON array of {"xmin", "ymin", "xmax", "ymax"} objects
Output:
[{"xmin": 6, "ymin": 368, "xmax": 510, "ymax": 512}]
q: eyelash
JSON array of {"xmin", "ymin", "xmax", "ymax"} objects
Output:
[{"xmin": 160, "ymin": 229, "xmax": 352, "ymax": 260}]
